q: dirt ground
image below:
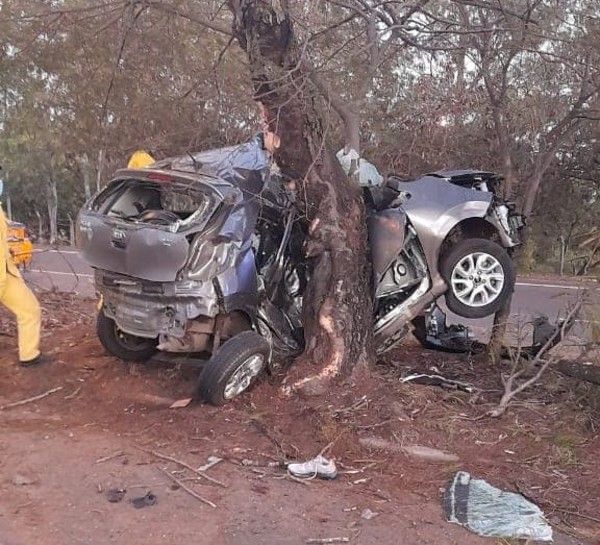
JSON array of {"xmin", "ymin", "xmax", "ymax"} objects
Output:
[{"xmin": 1, "ymin": 292, "xmax": 599, "ymax": 545}]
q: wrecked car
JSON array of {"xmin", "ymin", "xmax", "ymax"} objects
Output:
[{"xmin": 78, "ymin": 137, "xmax": 524, "ymax": 405}]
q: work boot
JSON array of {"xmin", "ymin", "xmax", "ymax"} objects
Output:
[{"xmin": 19, "ymin": 354, "xmax": 50, "ymax": 368}]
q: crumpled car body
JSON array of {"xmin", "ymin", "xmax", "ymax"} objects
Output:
[
  {"xmin": 79, "ymin": 138, "xmax": 303, "ymax": 357},
  {"xmin": 78, "ymin": 137, "xmax": 524, "ymax": 404}
]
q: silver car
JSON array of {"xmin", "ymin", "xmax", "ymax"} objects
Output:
[{"xmin": 78, "ymin": 137, "xmax": 524, "ymax": 405}]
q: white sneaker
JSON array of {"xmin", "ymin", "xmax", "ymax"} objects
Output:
[{"xmin": 287, "ymin": 455, "xmax": 338, "ymax": 480}]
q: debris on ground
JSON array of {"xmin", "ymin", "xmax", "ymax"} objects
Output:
[
  {"xmin": 169, "ymin": 398, "xmax": 193, "ymax": 409},
  {"xmin": 106, "ymin": 488, "xmax": 126, "ymax": 503},
  {"xmin": 0, "ymin": 386, "xmax": 64, "ymax": 410},
  {"xmin": 131, "ymin": 491, "xmax": 157, "ymax": 509},
  {"xmin": 306, "ymin": 537, "xmax": 350, "ymax": 544},
  {"xmin": 157, "ymin": 466, "xmax": 217, "ymax": 508},
  {"xmin": 287, "ymin": 455, "xmax": 338, "ymax": 480},
  {"xmin": 359, "ymin": 436, "xmax": 459, "ymax": 463},
  {"xmin": 95, "ymin": 450, "xmax": 125, "ymax": 464},
  {"xmin": 443, "ymin": 471, "xmax": 553, "ymax": 541},
  {"xmin": 361, "ymin": 508, "xmax": 378, "ymax": 520},
  {"xmin": 12, "ymin": 473, "xmax": 37, "ymax": 486},
  {"xmin": 402, "ymin": 445, "xmax": 460, "ymax": 463},
  {"xmin": 401, "ymin": 373, "xmax": 475, "ymax": 393},
  {"xmin": 198, "ymin": 456, "xmax": 223, "ymax": 472}
]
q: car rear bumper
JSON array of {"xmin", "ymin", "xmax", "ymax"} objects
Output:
[{"xmin": 96, "ymin": 270, "xmax": 219, "ymax": 339}]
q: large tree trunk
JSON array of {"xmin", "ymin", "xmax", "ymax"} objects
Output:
[{"xmin": 228, "ymin": 0, "xmax": 374, "ymax": 394}]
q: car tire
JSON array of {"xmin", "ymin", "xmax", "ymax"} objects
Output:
[
  {"xmin": 96, "ymin": 309, "xmax": 158, "ymax": 362},
  {"xmin": 196, "ymin": 331, "xmax": 270, "ymax": 406},
  {"xmin": 441, "ymin": 238, "xmax": 515, "ymax": 319}
]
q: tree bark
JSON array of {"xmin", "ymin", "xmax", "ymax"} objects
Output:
[
  {"xmin": 487, "ymin": 298, "xmax": 511, "ymax": 363},
  {"xmin": 78, "ymin": 153, "xmax": 93, "ymax": 200},
  {"xmin": 47, "ymin": 176, "xmax": 58, "ymax": 245},
  {"xmin": 227, "ymin": 0, "xmax": 374, "ymax": 393}
]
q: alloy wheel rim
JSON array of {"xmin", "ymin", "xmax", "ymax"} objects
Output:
[
  {"xmin": 224, "ymin": 354, "xmax": 265, "ymax": 399},
  {"xmin": 450, "ymin": 252, "xmax": 505, "ymax": 308}
]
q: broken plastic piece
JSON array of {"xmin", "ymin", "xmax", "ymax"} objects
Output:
[
  {"xmin": 106, "ymin": 487, "xmax": 126, "ymax": 503},
  {"xmin": 361, "ymin": 508, "xmax": 378, "ymax": 520},
  {"xmin": 413, "ymin": 304, "xmax": 479, "ymax": 353},
  {"xmin": 336, "ymin": 148, "xmax": 384, "ymax": 187},
  {"xmin": 197, "ymin": 455, "xmax": 223, "ymax": 471},
  {"xmin": 443, "ymin": 471, "xmax": 552, "ymax": 541},
  {"xmin": 287, "ymin": 455, "xmax": 338, "ymax": 480},
  {"xmin": 131, "ymin": 491, "xmax": 157, "ymax": 509}
]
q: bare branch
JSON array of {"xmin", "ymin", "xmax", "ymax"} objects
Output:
[
  {"xmin": 147, "ymin": 1, "xmax": 232, "ymax": 36},
  {"xmin": 488, "ymin": 302, "xmax": 583, "ymax": 418}
]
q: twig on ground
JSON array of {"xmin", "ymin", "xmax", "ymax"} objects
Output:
[
  {"xmin": 135, "ymin": 445, "xmax": 227, "ymax": 487},
  {"xmin": 250, "ymin": 418, "xmax": 299, "ymax": 458},
  {"xmin": 282, "ymin": 473, "xmax": 311, "ymax": 486},
  {"xmin": 319, "ymin": 430, "xmax": 346, "ymax": 457},
  {"xmin": 64, "ymin": 386, "xmax": 82, "ymax": 400},
  {"xmin": 488, "ymin": 302, "xmax": 582, "ymax": 418},
  {"xmin": 122, "ymin": 422, "xmax": 158, "ymax": 436},
  {"xmin": 1, "ymin": 386, "xmax": 63, "ymax": 410},
  {"xmin": 553, "ymin": 508, "xmax": 600, "ymax": 524},
  {"xmin": 306, "ymin": 538, "xmax": 350, "ymax": 544},
  {"xmin": 356, "ymin": 418, "xmax": 401, "ymax": 429},
  {"xmin": 157, "ymin": 466, "xmax": 217, "ymax": 508},
  {"xmin": 95, "ymin": 450, "xmax": 125, "ymax": 464},
  {"xmin": 332, "ymin": 395, "xmax": 369, "ymax": 416}
]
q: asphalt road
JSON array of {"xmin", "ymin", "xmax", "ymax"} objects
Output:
[{"xmin": 25, "ymin": 247, "xmax": 598, "ymax": 342}]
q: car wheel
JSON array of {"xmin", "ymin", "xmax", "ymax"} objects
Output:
[
  {"xmin": 196, "ymin": 331, "xmax": 270, "ymax": 406},
  {"xmin": 96, "ymin": 309, "xmax": 158, "ymax": 362},
  {"xmin": 441, "ymin": 238, "xmax": 515, "ymax": 319}
]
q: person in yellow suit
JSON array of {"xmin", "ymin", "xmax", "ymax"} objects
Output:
[
  {"xmin": 127, "ymin": 150, "xmax": 155, "ymax": 169},
  {"xmin": 0, "ymin": 173, "xmax": 45, "ymax": 366}
]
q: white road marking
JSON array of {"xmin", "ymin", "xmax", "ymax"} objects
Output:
[
  {"xmin": 27, "ymin": 269, "xmax": 94, "ymax": 278},
  {"xmin": 33, "ymin": 248, "xmax": 80, "ymax": 255},
  {"xmin": 25, "ymin": 268, "xmax": 597, "ymax": 292},
  {"xmin": 515, "ymin": 282, "xmax": 594, "ymax": 291}
]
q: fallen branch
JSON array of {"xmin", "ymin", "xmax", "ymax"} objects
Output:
[
  {"xmin": 488, "ymin": 303, "xmax": 582, "ymax": 418},
  {"xmin": 95, "ymin": 450, "xmax": 125, "ymax": 464},
  {"xmin": 157, "ymin": 466, "xmax": 217, "ymax": 508},
  {"xmin": 554, "ymin": 508, "xmax": 600, "ymax": 525},
  {"xmin": 306, "ymin": 538, "xmax": 350, "ymax": 544},
  {"xmin": 0, "ymin": 386, "xmax": 63, "ymax": 410},
  {"xmin": 135, "ymin": 446, "xmax": 227, "ymax": 487}
]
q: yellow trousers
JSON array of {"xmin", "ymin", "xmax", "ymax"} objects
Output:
[{"xmin": 0, "ymin": 273, "xmax": 41, "ymax": 362}]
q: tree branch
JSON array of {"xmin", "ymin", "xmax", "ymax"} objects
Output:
[{"xmin": 147, "ymin": 1, "xmax": 232, "ymax": 36}]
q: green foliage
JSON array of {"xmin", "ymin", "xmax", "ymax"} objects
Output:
[
  {"xmin": 0, "ymin": 0, "xmax": 598, "ymax": 252},
  {"xmin": 518, "ymin": 239, "xmax": 537, "ymax": 275}
]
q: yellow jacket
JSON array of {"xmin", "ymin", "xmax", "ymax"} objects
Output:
[{"xmin": 0, "ymin": 205, "xmax": 20, "ymax": 292}]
